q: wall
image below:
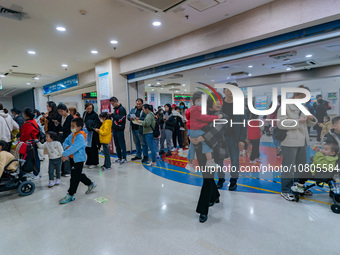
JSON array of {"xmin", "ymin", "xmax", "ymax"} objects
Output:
[
  {"xmin": 34, "ymin": 87, "xmax": 48, "ymax": 112},
  {"xmin": 119, "ymin": 0, "xmax": 340, "ymax": 74},
  {"xmin": 0, "ymin": 96, "xmax": 13, "ymax": 110},
  {"xmin": 49, "ymin": 94, "xmax": 84, "ymax": 114},
  {"xmin": 12, "ymin": 89, "xmax": 35, "ymax": 110}
]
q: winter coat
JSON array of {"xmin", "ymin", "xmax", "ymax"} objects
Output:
[
  {"xmin": 98, "ymin": 119, "xmax": 112, "ymax": 144},
  {"xmin": 20, "ymin": 119, "xmax": 39, "ymax": 142},
  {"xmin": 189, "ymin": 105, "xmax": 219, "ymax": 130},
  {"xmin": 111, "ymin": 104, "xmax": 127, "ymax": 131},
  {"xmin": 0, "ymin": 110, "xmax": 19, "ymax": 142},
  {"xmin": 247, "ymin": 120, "xmax": 262, "ymax": 140}
]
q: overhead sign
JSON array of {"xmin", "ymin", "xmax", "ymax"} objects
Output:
[
  {"xmin": 82, "ymin": 92, "xmax": 97, "ymax": 99},
  {"xmin": 43, "ymin": 75, "xmax": 78, "ymax": 95}
]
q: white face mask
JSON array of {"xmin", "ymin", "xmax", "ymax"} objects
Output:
[{"xmin": 71, "ymin": 129, "xmax": 77, "ymax": 133}]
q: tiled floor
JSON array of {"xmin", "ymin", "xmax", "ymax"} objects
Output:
[{"xmin": 0, "ymin": 137, "xmax": 339, "ymax": 255}]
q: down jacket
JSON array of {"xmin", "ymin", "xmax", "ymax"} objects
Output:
[{"xmin": 0, "ymin": 110, "xmax": 19, "ymax": 142}]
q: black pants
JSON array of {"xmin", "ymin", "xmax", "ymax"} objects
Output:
[
  {"xmin": 61, "ymin": 160, "xmax": 71, "ymax": 175},
  {"xmin": 250, "ymin": 139, "xmax": 260, "ymax": 161},
  {"xmin": 315, "ymin": 125, "xmax": 322, "ymax": 141},
  {"xmin": 172, "ymin": 126, "xmax": 183, "ymax": 149},
  {"xmin": 68, "ymin": 159, "xmax": 92, "ymax": 196},
  {"xmin": 195, "ymin": 144, "xmax": 220, "ymax": 215},
  {"xmin": 85, "ymin": 138, "xmax": 99, "ymax": 165}
]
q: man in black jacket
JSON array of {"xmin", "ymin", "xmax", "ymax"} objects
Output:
[
  {"xmin": 313, "ymin": 95, "xmax": 331, "ymax": 142},
  {"xmin": 110, "ymin": 97, "xmax": 127, "ymax": 165},
  {"xmin": 220, "ymin": 82, "xmax": 247, "ymax": 191}
]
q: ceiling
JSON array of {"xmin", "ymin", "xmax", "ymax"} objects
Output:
[
  {"xmin": 144, "ymin": 37, "xmax": 340, "ymax": 93},
  {"xmin": 0, "ymin": 0, "xmax": 274, "ymax": 96}
]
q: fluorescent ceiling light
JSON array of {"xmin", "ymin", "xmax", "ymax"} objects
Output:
[
  {"xmin": 152, "ymin": 21, "xmax": 161, "ymax": 27},
  {"xmin": 27, "ymin": 51, "xmax": 36, "ymax": 55},
  {"xmin": 27, "ymin": 83, "xmax": 31, "ymax": 85},
  {"xmin": 306, "ymin": 54, "xmax": 313, "ymax": 58},
  {"xmin": 248, "ymin": 65, "xmax": 253, "ymax": 68},
  {"xmin": 286, "ymin": 67, "xmax": 292, "ymax": 71},
  {"xmin": 62, "ymin": 64, "xmax": 68, "ymax": 67},
  {"xmin": 157, "ymin": 82, "xmax": 160, "ymax": 85},
  {"xmin": 91, "ymin": 50, "xmax": 98, "ymax": 54},
  {"xmin": 110, "ymin": 40, "xmax": 118, "ymax": 44},
  {"xmin": 34, "ymin": 77, "xmax": 40, "ymax": 80},
  {"xmin": 56, "ymin": 27, "xmax": 66, "ymax": 31}
]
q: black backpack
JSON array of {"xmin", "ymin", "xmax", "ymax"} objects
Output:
[
  {"xmin": 152, "ymin": 121, "xmax": 160, "ymax": 138},
  {"xmin": 27, "ymin": 121, "xmax": 46, "ymax": 143}
]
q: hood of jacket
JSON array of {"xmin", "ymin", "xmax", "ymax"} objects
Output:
[
  {"xmin": 171, "ymin": 110, "xmax": 183, "ymax": 119},
  {"xmin": 0, "ymin": 110, "xmax": 9, "ymax": 118}
]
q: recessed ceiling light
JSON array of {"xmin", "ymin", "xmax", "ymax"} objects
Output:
[
  {"xmin": 157, "ymin": 82, "xmax": 160, "ymax": 85},
  {"xmin": 56, "ymin": 26, "xmax": 66, "ymax": 31},
  {"xmin": 306, "ymin": 54, "xmax": 313, "ymax": 58},
  {"xmin": 110, "ymin": 40, "xmax": 118, "ymax": 44},
  {"xmin": 211, "ymin": 80, "xmax": 214, "ymax": 82},
  {"xmin": 27, "ymin": 83, "xmax": 31, "ymax": 85},
  {"xmin": 175, "ymin": 90, "xmax": 179, "ymax": 93},
  {"xmin": 161, "ymin": 88, "xmax": 164, "ymax": 90},
  {"xmin": 27, "ymin": 50, "xmax": 36, "ymax": 55},
  {"xmin": 152, "ymin": 21, "xmax": 161, "ymax": 27},
  {"xmin": 286, "ymin": 67, "xmax": 292, "ymax": 71},
  {"xmin": 184, "ymin": 89, "xmax": 187, "ymax": 92},
  {"xmin": 62, "ymin": 64, "xmax": 68, "ymax": 67},
  {"xmin": 152, "ymin": 89, "xmax": 154, "ymax": 91},
  {"xmin": 248, "ymin": 74, "xmax": 252, "ymax": 76},
  {"xmin": 226, "ymin": 77, "xmax": 230, "ymax": 80},
  {"xmin": 182, "ymin": 84, "xmax": 186, "ymax": 86},
  {"xmin": 171, "ymin": 86, "xmax": 174, "ymax": 88},
  {"xmin": 91, "ymin": 50, "xmax": 98, "ymax": 54},
  {"xmin": 248, "ymin": 65, "xmax": 253, "ymax": 68},
  {"xmin": 34, "ymin": 77, "xmax": 40, "ymax": 80}
]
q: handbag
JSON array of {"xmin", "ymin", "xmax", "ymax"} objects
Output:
[
  {"xmin": 274, "ymin": 110, "xmax": 301, "ymax": 142},
  {"xmin": 3, "ymin": 116, "xmax": 16, "ymax": 141}
]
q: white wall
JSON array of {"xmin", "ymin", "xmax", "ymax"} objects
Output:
[
  {"xmin": 0, "ymin": 97, "xmax": 12, "ymax": 110},
  {"xmin": 34, "ymin": 87, "xmax": 48, "ymax": 112},
  {"xmin": 49, "ymin": 94, "xmax": 84, "ymax": 114}
]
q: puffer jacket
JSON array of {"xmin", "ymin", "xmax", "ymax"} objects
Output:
[
  {"xmin": 0, "ymin": 110, "xmax": 19, "ymax": 142},
  {"xmin": 277, "ymin": 104, "xmax": 317, "ymax": 147}
]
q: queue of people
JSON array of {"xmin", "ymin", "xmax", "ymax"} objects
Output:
[{"xmin": 0, "ymin": 86, "xmax": 339, "ymax": 221}]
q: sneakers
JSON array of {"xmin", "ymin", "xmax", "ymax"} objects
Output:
[
  {"xmin": 64, "ymin": 174, "xmax": 70, "ymax": 177},
  {"xmin": 119, "ymin": 159, "xmax": 127, "ymax": 165},
  {"xmin": 55, "ymin": 179, "xmax": 60, "ymax": 185},
  {"xmin": 142, "ymin": 157, "xmax": 149, "ymax": 163},
  {"xmin": 27, "ymin": 174, "xmax": 41, "ymax": 181},
  {"xmin": 171, "ymin": 148, "xmax": 177, "ymax": 152},
  {"xmin": 146, "ymin": 161, "xmax": 156, "ymax": 167},
  {"xmin": 114, "ymin": 159, "xmax": 121, "ymax": 164},
  {"xmin": 48, "ymin": 180, "xmax": 55, "ymax": 188},
  {"xmin": 156, "ymin": 154, "xmax": 161, "ymax": 159},
  {"xmin": 217, "ymin": 179, "xmax": 225, "ymax": 189},
  {"xmin": 101, "ymin": 166, "xmax": 111, "ymax": 171},
  {"xmin": 199, "ymin": 214, "xmax": 208, "ymax": 223},
  {"xmin": 89, "ymin": 165, "xmax": 97, "ymax": 169},
  {"xmin": 59, "ymin": 193, "xmax": 75, "ymax": 204},
  {"xmin": 178, "ymin": 148, "xmax": 183, "ymax": 153},
  {"xmin": 281, "ymin": 192, "xmax": 296, "ymax": 201},
  {"xmin": 276, "ymin": 148, "xmax": 282, "ymax": 157},
  {"xmin": 229, "ymin": 179, "xmax": 237, "ymax": 191},
  {"xmin": 291, "ymin": 184, "xmax": 304, "ymax": 193},
  {"xmin": 85, "ymin": 182, "xmax": 97, "ymax": 194},
  {"xmin": 185, "ymin": 163, "xmax": 196, "ymax": 172},
  {"xmin": 131, "ymin": 156, "xmax": 142, "ymax": 161},
  {"xmin": 249, "ymin": 160, "xmax": 256, "ymax": 164}
]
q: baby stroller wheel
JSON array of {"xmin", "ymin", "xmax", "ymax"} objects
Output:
[
  {"xmin": 331, "ymin": 204, "xmax": 340, "ymax": 214},
  {"xmin": 18, "ymin": 181, "xmax": 35, "ymax": 196}
]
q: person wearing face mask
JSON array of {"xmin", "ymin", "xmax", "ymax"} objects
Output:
[
  {"xmin": 95, "ymin": 112, "xmax": 113, "ymax": 170},
  {"xmin": 313, "ymin": 95, "xmax": 332, "ymax": 142}
]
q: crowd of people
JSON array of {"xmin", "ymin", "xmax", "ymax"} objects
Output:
[{"xmin": 0, "ymin": 84, "xmax": 339, "ymax": 222}]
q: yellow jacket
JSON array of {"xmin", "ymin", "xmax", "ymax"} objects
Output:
[{"xmin": 98, "ymin": 119, "xmax": 112, "ymax": 144}]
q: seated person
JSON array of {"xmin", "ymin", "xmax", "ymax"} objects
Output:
[
  {"xmin": 291, "ymin": 142, "xmax": 339, "ymax": 193},
  {"xmin": 0, "ymin": 140, "xmax": 18, "ymax": 177}
]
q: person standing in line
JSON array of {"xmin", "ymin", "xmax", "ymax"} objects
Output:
[
  {"xmin": 0, "ymin": 103, "xmax": 19, "ymax": 152},
  {"xmin": 95, "ymin": 112, "xmax": 113, "ymax": 171},
  {"xmin": 179, "ymin": 102, "xmax": 189, "ymax": 149},
  {"xmin": 83, "ymin": 102, "xmax": 101, "ymax": 169},
  {"xmin": 110, "ymin": 97, "xmax": 127, "ymax": 165},
  {"xmin": 55, "ymin": 104, "xmax": 74, "ymax": 176},
  {"xmin": 158, "ymin": 103, "xmax": 177, "ymax": 156},
  {"xmin": 172, "ymin": 106, "xmax": 185, "ymax": 152},
  {"xmin": 139, "ymin": 104, "xmax": 157, "ymax": 166},
  {"xmin": 37, "ymin": 132, "xmax": 63, "ymax": 188},
  {"xmin": 269, "ymin": 95, "xmax": 282, "ymax": 157},
  {"xmin": 68, "ymin": 107, "xmax": 79, "ymax": 119},
  {"xmin": 11, "ymin": 108, "xmax": 25, "ymax": 129},
  {"xmin": 59, "ymin": 118, "xmax": 96, "ymax": 204},
  {"xmin": 248, "ymin": 114, "xmax": 262, "ymax": 164},
  {"xmin": 313, "ymin": 94, "xmax": 331, "ymax": 142},
  {"xmin": 127, "ymin": 98, "xmax": 147, "ymax": 162},
  {"xmin": 220, "ymin": 82, "xmax": 247, "ymax": 191},
  {"xmin": 278, "ymin": 85, "xmax": 317, "ymax": 201},
  {"xmin": 20, "ymin": 108, "xmax": 41, "ymax": 179},
  {"xmin": 44, "ymin": 101, "xmax": 60, "ymax": 133}
]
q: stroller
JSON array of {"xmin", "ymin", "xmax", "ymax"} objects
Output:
[
  {"xmin": 293, "ymin": 177, "xmax": 340, "ymax": 214},
  {"xmin": 0, "ymin": 158, "xmax": 35, "ymax": 196}
]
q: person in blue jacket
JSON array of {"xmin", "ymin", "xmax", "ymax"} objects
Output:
[{"xmin": 59, "ymin": 118, "xmax": 96, "ymax": 204}]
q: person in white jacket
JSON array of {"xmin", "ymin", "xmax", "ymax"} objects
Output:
[
  {"xmin": 37, "ymin": 131, "xmax": 64, "ymax": 188},
  {"xmin": 0, "ymin": 103, "xmax": 19, "ymax": 152},
  {"xmin": 277, "ymin": 86, "xmax": 317, "ymax": 201}
]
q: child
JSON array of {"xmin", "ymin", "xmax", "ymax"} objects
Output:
[
  {"xmin": 319, "ymin": 115, "xmax": 331, "ymax": 140},
  {"xmin": 94, "ymin": 112, "xmax": 112, "ymax": 171},
  {"xmin": 0, "ymin": 140, "xmax": 17, "ymax": 177},
  {"xmin": 59, "ymin": 118, "xmax": 96, "ymax": 204},
  {"xmin": 185, "ymin": 92, "xmax": 223, "ymax": 171},
  {"xmin": 37, "ymin": 132, "xmax": 63, "ymax": 187},
  {"xmin": 247, "ymin": 114, "xmax": 262, "ymax": 163},
  {"xmin": 291, "ymin": 142, "xmax": 339, "ymax": 193}
]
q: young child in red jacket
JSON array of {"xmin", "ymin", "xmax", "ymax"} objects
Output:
[
  {"xmin": 248, "ymin": 114, "xmax": 262, "ymax": 164},
  {"xmin": 185, "ymin": 92, "xmax": 223, "ymax": 171}
]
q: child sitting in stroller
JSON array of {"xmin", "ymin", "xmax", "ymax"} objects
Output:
[
  {"xmin": 291, "ymin": 142, "xmax": 339, "ymax": 193},
  {"xmin": 0, "ymin": 140, "xmax": 18, "ymax": 177}
]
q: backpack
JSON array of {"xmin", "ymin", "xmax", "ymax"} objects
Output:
[
  {"xmin": 27, "ymin": 121, "xmax": 46, "ymax": 143},
  {"xmin": 152, "ymin": 121, "xmax": 160, "ymax": 138}
]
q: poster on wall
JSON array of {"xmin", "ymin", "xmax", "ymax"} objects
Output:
[
  {"xmin": 99, "ymin": 72, "xmax": 110, "ymax": 100},
  {"xmin": 100, "ymin": 99, "xmax": 111, "ymax": 113},
  {"xmin": 311, "ymin": 91, "xmax": 321, "ymax": 103},
  {"xmin": 149, "ymin": 92, "xmax": 156, "ymax": 107},
  {"xmin": 255, "ymin": 95, "xmax": 267, "ymax": 110}
]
